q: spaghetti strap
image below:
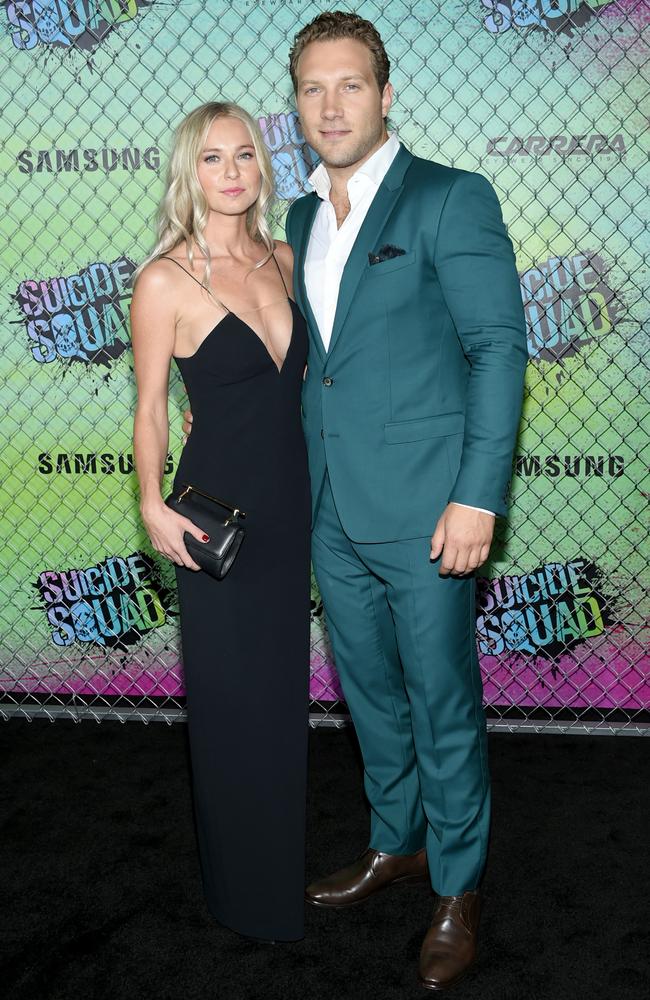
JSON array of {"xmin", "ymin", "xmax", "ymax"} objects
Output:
[
  {"xmin": 160, "ymin": 252, "xmax": 290, "ymax": 314},
  {"xmin": 160, "ymin": 256, "xmax": 230, "ymax": 314},
  {"xmin": 160, "ymin": 256, "xmax": 204, "ymax": 288},
  {"xmin": 271, "ymin": 250, "xmax": 290, "ymax": 298}
]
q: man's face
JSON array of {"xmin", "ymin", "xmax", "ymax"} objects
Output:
[{"xmin": 295, "ymin": 38, "xmax": 393, "ymax": 171}]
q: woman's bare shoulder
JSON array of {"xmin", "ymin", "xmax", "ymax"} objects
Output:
[
  {"xmin": 273, "ymin": 239, "xmax": 294, "ymax": 263},
  {"xmin": 134, "ymin": 256, "xmax": 184, "ymax": 295}
]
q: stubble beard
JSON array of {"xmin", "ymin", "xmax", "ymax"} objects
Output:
[{"xmin": 308, "ymin": 119, "xmax": 386, "ymax": 172}]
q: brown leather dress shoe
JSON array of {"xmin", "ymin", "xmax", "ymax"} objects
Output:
[
  {"xmin": 418, "ymin": 890, "xmax": 481, "ymax": 990},
  {"xmin": 305, "ymin": 847, "xmax": 429, "ymax": 908}
]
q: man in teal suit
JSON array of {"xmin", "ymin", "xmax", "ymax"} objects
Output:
[{"xmin": 286, "ymin": 11, "xmax": 527, "ymax": 990}]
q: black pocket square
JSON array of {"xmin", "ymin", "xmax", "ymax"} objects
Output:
[{"xmin": 368, "ymin": 244, "xmax": 407, "ymax": 265}]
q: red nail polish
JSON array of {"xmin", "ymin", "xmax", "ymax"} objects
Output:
[{"xmin": 202, "ymin": 534, "xmax": 209, "ymax": 542}]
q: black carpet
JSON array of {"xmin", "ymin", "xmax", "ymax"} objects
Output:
[{"xmin": 1, "ymin": 719, "xmax": 648, "ymax": 1000}]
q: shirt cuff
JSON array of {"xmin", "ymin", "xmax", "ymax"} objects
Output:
[{"xmin": 450, "ymin": 502, "xmax": 496, "ymax": 517}]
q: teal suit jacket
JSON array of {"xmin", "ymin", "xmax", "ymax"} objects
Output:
[{"xmin": 285, "ymin": 143, "xmax": 528, "ymax": 543}]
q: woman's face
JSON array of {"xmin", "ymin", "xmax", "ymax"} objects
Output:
[{"xmin": 196, "ymin": 116, "xmax": 262, "ymax": 216}]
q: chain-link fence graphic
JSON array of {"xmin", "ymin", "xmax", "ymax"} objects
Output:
[{"xmin": 0, "ymin": 1, "xmax": 647, "ymax": 733}]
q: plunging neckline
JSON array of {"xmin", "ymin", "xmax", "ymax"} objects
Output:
[
  {"xmin": 173, "ymin": 297, "xmax": 297, "ymax": 375},
  {"xmin": 163, "ymin": 252, "xmax": 295, "ymax": 374}
]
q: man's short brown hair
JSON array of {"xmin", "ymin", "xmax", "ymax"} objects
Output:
[{"xmin": 289, "ymin": 10, "xmax": 390, "ymax": 94}]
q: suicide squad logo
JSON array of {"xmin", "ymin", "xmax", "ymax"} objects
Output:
[
  {"xmin": 5, "ymin": 0, "xmax": 151, "ymax": 51},
  {"xmin": 481, "ymin": 0, "xmax": 612, "ymax": 35},
  {"xmin": 477, "ymin": 559, "xmax": 616, "ymax": 659},
  {"xmin": 519, "ymin": 251, "xmax": 622, "ymax": 362},
  {"xmin": 258, "ymin": 112, "xmax": 318, "ymax": 201},
  {"xmin": 34, "ymin": 551, "xmax": 177, "ymax": 649},
  {"xmin": 15, "ymin": 256, "xmax": 134, "ymax": 367}
]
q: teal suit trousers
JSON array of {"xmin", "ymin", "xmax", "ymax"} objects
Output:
[{"xmin": 312, "ymin": 473, "xmax": 491, "ymax": 895}]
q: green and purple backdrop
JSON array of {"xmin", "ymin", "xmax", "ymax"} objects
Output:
[{"xmin": 0, "ymin": 0, "xmax": 648, "ymax": 730}]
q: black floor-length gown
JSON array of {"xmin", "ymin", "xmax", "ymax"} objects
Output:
[{"xmin": 164, "ymin": 255, "xmax": 311, "ymax": 941}]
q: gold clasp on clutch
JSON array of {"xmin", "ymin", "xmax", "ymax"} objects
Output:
[{"xmin": 176, "ymin": 484, "xmax": 246, "ymax": 519}]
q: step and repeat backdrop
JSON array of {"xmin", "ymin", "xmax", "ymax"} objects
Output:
[{"xmin": 0, "ymin": 1, "xmax": 647, "ymax": 731}]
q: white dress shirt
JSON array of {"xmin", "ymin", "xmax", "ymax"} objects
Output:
[
  {"xmin": 303, "ymin": 134, "xmax": 494, "ymax": 518},
  {"xmin": 305, "ymin": 132, "xmax": 401, "ymax": 350}
]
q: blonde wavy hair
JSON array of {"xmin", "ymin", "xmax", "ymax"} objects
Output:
[{"xmin": 133, "ymin": 101, "xmax": 275, "ymax": 293}]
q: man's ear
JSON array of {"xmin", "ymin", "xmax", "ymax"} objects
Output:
[{"xmin": 381, "ymin": 81, "xmax": 394, "ymax": 119}]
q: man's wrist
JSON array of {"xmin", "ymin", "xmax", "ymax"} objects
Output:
[{"xmin": 449, "ymin": 502, "xmax": 495, "ymax": 517}]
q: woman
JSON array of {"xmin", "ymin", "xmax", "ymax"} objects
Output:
[{"xmin": 130, "ymin": 102, "xmax": 311, "ymax": 943}]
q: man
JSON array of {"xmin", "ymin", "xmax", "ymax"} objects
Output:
[{"xmin": 186, "ymin": 11, "xmax": 527, "ymax": 989}]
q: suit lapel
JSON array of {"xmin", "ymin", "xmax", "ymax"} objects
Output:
[
  {"xmin": 326, "ymin": 143, "xmax": 413, "ymax": 359},
  {"xmin": 292, "ymin": 193, "xmax": 325, "ymax": 363}
]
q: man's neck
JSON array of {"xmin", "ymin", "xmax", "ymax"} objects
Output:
[{"xmin": 325, "ymin": 130, "xmax": 391, "ymax": 203}]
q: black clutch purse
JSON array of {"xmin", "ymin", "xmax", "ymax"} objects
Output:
[{"xmin": 164, "ymin": 483, "xmax": 246, "ymax": 580}]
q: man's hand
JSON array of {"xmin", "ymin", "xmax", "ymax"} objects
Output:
[
  {"xmin": 430, "ymin": 503, "xmax": 494, "ymax": 575},
  {"xmin": 182, "ymin": 408, "xmax": 193, "ymax": 444}
]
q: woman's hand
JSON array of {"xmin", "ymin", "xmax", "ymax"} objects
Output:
[
  {"xmin": 141, "ymin": 499, "xmax": 209, "ymax": 571},
  {"xmin": 182, "ymin": 408, "xmax": 193, "ymax": 441}
]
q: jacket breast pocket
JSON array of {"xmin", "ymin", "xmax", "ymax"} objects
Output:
[{"xmin": 365, "ymin": 250, "xmax": 416, "ymax": 277}]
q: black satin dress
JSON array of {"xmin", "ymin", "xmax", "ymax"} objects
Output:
[{"xmin": 164, "ymin": 255, "xmax": 311, "ymax": 941}]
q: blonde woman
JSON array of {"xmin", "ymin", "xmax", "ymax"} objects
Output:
[{"xmin": 130, "ymin": 102, "xmax": 311, "ymax": 943}]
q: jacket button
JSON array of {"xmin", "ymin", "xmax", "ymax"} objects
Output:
[{"xmin": 322, "ymin": 376, "xmax": 333, "ymax": 386}]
